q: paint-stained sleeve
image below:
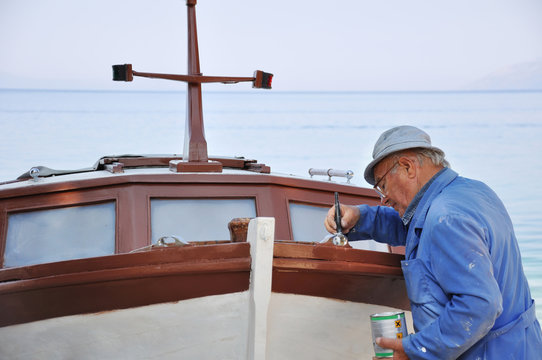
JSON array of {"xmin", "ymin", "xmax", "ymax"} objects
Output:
[
  {"xmin": 346, "ymin": 205, "xmax": 407, "ymax": 246},
  {"xmin": 402, "ymin": 213, "xmax": 503, "ymax": 359}
]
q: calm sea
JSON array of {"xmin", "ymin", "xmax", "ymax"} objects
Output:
[{"xmin": 1, "ymin": 88, "xmax": 542, "ymax": 319}]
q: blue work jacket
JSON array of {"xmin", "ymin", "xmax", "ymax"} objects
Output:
[{"xmin": 348, "ymin": 168, "xmax": 542, "ymax": 359}]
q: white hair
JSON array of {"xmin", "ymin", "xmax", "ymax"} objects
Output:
[{"xmin": 393, "ymin": 147, "xmax": 450, "ymax": 169}]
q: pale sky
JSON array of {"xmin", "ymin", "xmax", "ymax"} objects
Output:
[{"xmin": 1, "ymin": 0, "xmax": 542, "ymax": 91}]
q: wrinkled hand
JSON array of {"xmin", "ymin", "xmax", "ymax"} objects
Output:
[
  {"xmin": 324, "ymin": 204, "xmax": 360, "ymax": 234},
  {"xmin": 376, "ymin": 337, "xmax": 408, "ymax": 360}
]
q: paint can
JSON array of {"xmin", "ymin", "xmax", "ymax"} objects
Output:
[{"xmin": 370, "ymin": 311, "xmax": 408, "ymax": 358}]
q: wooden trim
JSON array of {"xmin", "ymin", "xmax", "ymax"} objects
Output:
[
  {"xmin": 0, "ymin": 192, "xmax": 120, "ymax": 267},
  {"xmin": 117, "ymin": 186, "xmax": 147, "ymax": 253},
  {"xmin": 0, "ymin": 173, "xmax": 379, "ymax": 200},
  {"xmin": 0, "ymin": 210, "xmax": 6, "ymax": 268},
  {"xmin": 274, "ymin": 257, "xmax": 402, "ymax": 276},
  {"xmin": 274, "ymin": 242, "xmax": 403, "ymax": 267},
  {"xmin": 0, "ymin": 258, "xmax": 249, "ymax": 295},
  {"xmin": 0, "ymin": 189, "xmax": 119, "ymax": 214},
  {"xmin": 272, "ymin": 270, "xmax": 409, "ymax": 310},
  {"xmin": 0, "ymin": 242, "xmax": 250, "ymax": 282},
  {"xmin": 271, "ymin": 242, "xmax": 409, "ymax": 310},
  {"xmin": 0, "ymin": 243, "xmax": 251, "ymax": 327}
]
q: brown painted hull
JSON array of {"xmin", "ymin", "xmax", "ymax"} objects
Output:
[{"xmin": 273, "ymin": 242, "xmax": 408, "ymax": 309}]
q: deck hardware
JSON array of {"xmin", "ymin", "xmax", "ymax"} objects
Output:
[
  {"xmin": 128, "ymin": 236, "xmax": 189, "ymax": 253},
  {"xmin": 112, "ymin": 64, "xmax": 133, "ymax": 81},
  {"xmin": 29, "ymin": 167, "xmax": 40, "ymax": 181},
  {"xmin": 245, "ymin": 163, "xmax": 271, "ymax": 173},
  {"xmin": 319, "ymin": 234, "xmax": 334, "ymax": 243},
  {"xmin": 252, "ymin": 70, "xmax": 273, "ymax": 89},
  {"xmin": 156, "ymin": 236, "xmax": 189, "ymax": 247},
  {"xmin": 228, "ymin": 217, "xmax": 252, "ymax": 242},
  {"xmin": 104, "ymin": 162, "xmax": 124, "ymax": 174},
  {"xmin": 308, "ymin": 168, "xmax": 354, "ymax": 183}
]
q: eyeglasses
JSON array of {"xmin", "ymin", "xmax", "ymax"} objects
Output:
[{"xmin": 373, "ymin": 161, "xmax": 398, "ymax": 199}]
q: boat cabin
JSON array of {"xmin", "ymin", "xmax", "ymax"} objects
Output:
[{"xmin": 0, "ymin": 155, "xmax": 389, "ymax": 269}]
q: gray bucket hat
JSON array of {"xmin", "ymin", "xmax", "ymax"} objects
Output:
[{"xmin": 364, "ymin": 125, "xmax": 442, "ymax": 185}]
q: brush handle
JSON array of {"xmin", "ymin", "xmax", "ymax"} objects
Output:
[{"xmin": 334, "ymin": 192, "xmax": 342, "ymax": 234}]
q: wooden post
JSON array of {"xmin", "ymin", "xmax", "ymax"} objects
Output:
[
  {"xmin": 174, "ymin": 0, "xmax": 222, "ymax": 172},
  {"xmin": 114, "ymin": 0, "xmax": 271, "ymax": 173},
  {"xmin": 246, "ymin": 217, "xmax": 275, "ymax": 359}
]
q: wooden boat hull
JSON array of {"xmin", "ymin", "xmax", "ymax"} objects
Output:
[{"xmin": 0, "ymin": 218, "xmax": 410, "ymax": 359}]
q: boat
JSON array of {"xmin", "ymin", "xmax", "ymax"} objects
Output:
[{"xmin": 0, "ymin": 1, "xmax": 410, "ymax": 359}]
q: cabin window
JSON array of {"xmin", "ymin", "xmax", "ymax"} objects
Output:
[
  {"xmin": 289, "ymin": 202, "xmax": 389, "ymax": 252},
  {"xmin": 150, "ymin": 198, "xmax": 256, "ymax": 243},
  {"xmin": 3, "ymin": 202, "xmax": 116, "ymax": 268}
]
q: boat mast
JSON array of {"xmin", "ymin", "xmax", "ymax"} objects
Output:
[
  {"xmin": 185, "ymin": 0, "xmax": 209, "ymax": 167},
  {"xmin": 112, "ymin": 0, "xmax": 273, "ymax": 172}
]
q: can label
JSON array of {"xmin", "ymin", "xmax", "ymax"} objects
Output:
[{"xmin": 370, "ymin": 312, "xmax": 408, "ymax": 358}]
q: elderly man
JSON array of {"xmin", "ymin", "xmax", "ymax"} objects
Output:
[{"xmin": 325, "ymin": 125, "xmax": 542, "ymax": 359}]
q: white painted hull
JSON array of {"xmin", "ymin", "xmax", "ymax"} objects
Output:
[
  {"xmin": 267, "ymin": 293, "xmax": 413, "ymax": 359},
  {"xmin": 0, "ymin": 291, "xmax": 411, "ymax": 360}
]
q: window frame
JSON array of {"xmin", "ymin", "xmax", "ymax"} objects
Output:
[
  {"xmin": 149, "ymin": 196, "xmax": 258, "ymax": 244},
  {"xmin": 0, "ymin": 188, "xmax": 121, "ymax": 268}
]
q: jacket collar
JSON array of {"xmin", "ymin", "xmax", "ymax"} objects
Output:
[
  {"xmin": 405, "ymin": 167, "xmax": 458, "ymax": 259},
  {"xmin": 402, "ymin": 168, "xmax": 446, "ymax": 226}
]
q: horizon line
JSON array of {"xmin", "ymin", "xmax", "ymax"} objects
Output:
[{"xmin": 2, "ymin": 87, "xmax": 542, "ymax": 95}]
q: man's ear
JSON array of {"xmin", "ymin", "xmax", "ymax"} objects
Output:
[{"xmin": 398, "ymin": 156, "xmax": 417, "ymax": 179}]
